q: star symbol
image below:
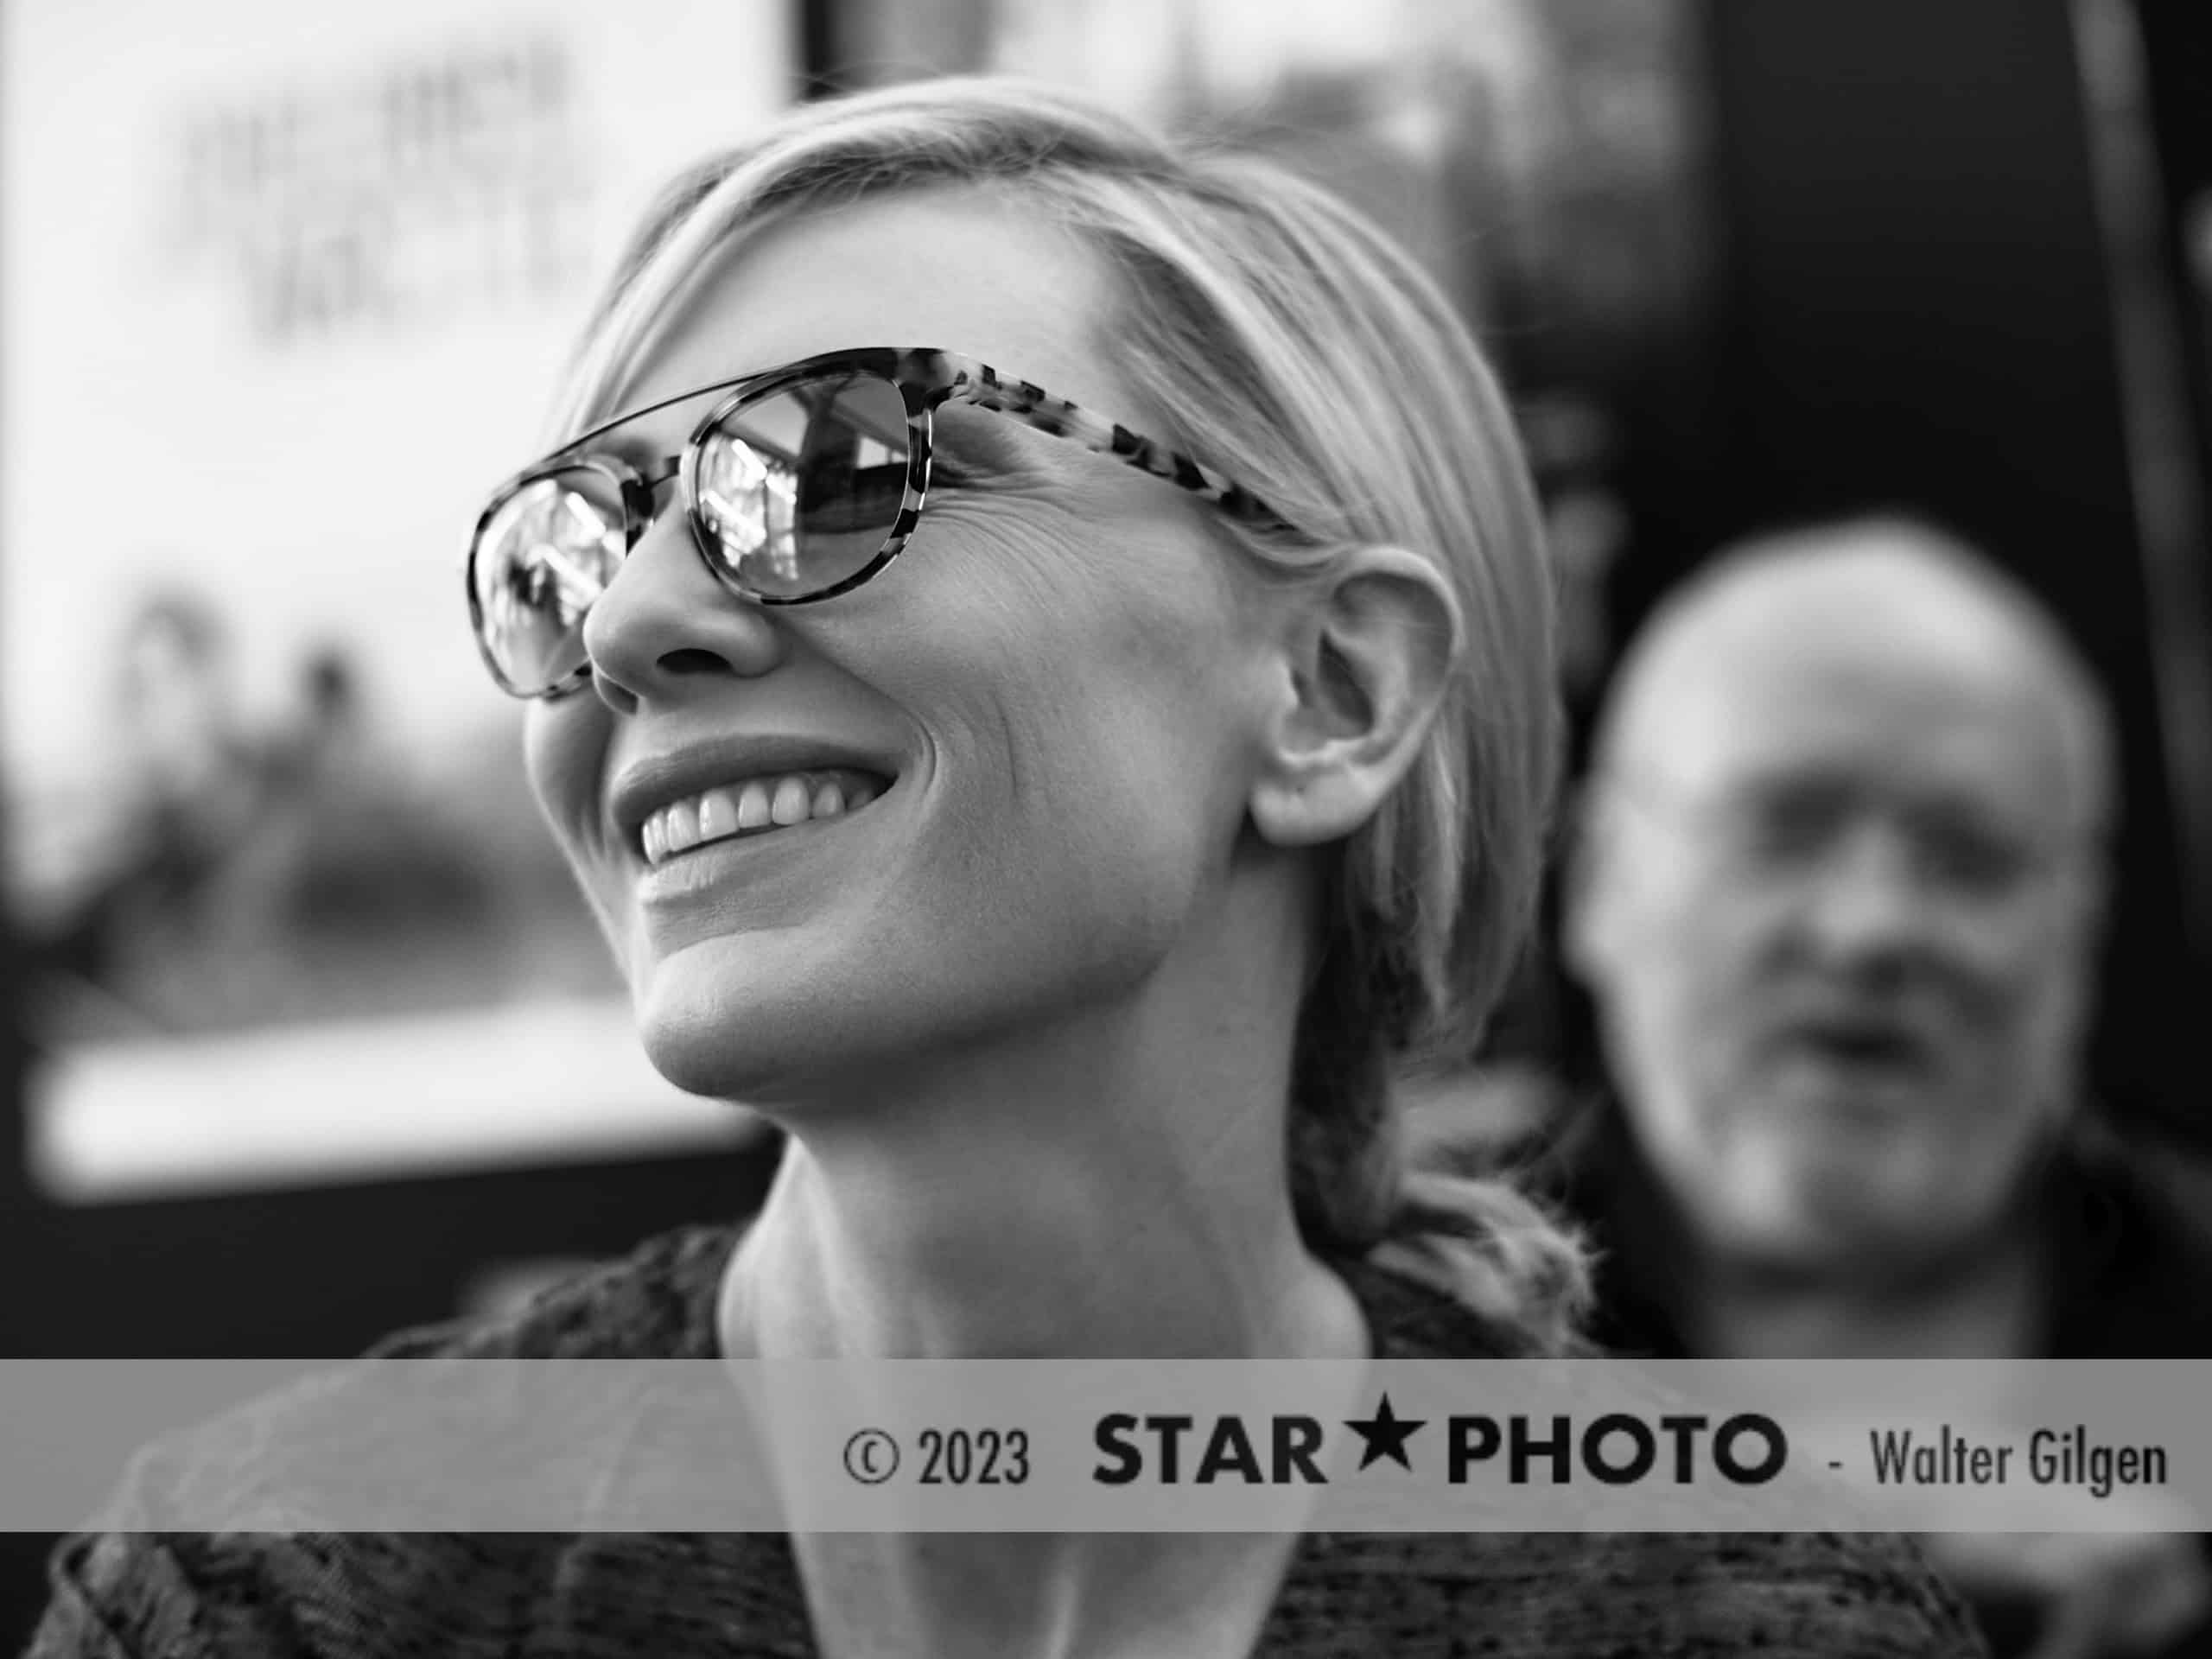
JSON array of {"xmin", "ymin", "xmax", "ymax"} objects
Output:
[{"xmin": 1343, "ymin": 1392, "xmax": 1427, "ymax": 1471}]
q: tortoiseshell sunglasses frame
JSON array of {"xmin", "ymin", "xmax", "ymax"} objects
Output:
[{"xmin": 466, "ymin": 345, "xmax": 1295, "ymax": 699}]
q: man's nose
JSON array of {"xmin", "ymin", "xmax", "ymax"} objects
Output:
[
  {"xmin": 582, "ymin": 507, "xmax": 785, "ymax": 717},
  {"xmin": 1791, "ymin": 825, "xmax": 1940, "ymax": 968}
]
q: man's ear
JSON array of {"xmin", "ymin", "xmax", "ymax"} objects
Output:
[
  {"xmin": 1247, "ymin": 545, "xmax": 1462, "ymax": 849},
  {"xmin": 1566, "ymin": 779, "xmax": 1654, "ymax": 986},
  {"xmin": 1555, "ymin": 782, "xmax": 1616, "ymax": 988},
  {"xmin": 2056, "ymin": 848, "xmax": 2111, "ymax": 969}
]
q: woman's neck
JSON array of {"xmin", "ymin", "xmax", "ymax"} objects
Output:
[
  {"xmin": 710, "ymin": 880, "xmax": 1370, "ymax": 1659},
  {"xmin": 719, "ymin": 1007, "xmax": 1370, "ymax": 1361},
  {"xmin": 794, "ymin": 1531, "xmax": 1306, "ymax": 1659},
  {"xmin": 724, "ymin": 1057, "xmax": 1364, "ymax": 1659},
  {"xmin": 716, "ymin": 848, "xmax": 1367, "ymax": 1363}
]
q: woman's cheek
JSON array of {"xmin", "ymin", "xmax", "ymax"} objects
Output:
[{"xmin": 523, "ymin": 696, "xmax": 613, "ymax": 866}]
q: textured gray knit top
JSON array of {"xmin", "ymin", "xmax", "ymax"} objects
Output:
[{"xmin": 28, "ymin": 1226, "xmax": 1986, "ymax": 1657}]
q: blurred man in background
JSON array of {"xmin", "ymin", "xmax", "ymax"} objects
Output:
[{"xmin": 1554, "ymin": 515, "xmax": 2212, "ymax": 1656}]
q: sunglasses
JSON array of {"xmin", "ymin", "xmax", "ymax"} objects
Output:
[{"xmin": 466, "ymin": 346, "xmax": 1294, "ymax": 699}]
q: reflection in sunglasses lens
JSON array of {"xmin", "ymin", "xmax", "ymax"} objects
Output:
[
  {"xmin": 697, "ymin": 372, "xmax": 910, "ymax": 598},
  {"xmin": 475, "ymin": 469, "xmax": 625, "ymax": 693},
  {"xmin": 470, "ymin": 372, "xmax": 918, "ymax": 693}
]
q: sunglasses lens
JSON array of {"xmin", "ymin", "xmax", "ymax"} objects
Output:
[
  {"xmin": 470, "ymin": 467, "xmax": 627, "ymax": 695},
  {"xmin": 694, "ymin": 371, "xmax": 911, "ymax": 599}
]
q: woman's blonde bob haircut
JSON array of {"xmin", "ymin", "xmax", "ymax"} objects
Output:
[{"xmin": 552, "ymin": 77, "xmax": 1587, "ymax": 1353}]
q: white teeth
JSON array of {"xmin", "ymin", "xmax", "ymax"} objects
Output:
[
  {"xmin": 735, "ymin": 781, "xmax": 772, "ymax": 830},
  {"xmin": 639, "ymin": 768, "xmax": 884, "ymax": 866},
  {"xmin": 664, "ymin": 798, "xmax": 701, "ymax": 856},
  {"xmin": 697, "ymin": 787, "xmax": 738, "ymax": 842}
]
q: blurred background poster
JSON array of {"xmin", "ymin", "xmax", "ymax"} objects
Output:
[{"xmin": 1, "ymin": 0, "xmax": 797, "ymax": 1201}]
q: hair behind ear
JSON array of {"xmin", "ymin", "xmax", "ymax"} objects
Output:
[
  {"xmin": 1287, "ymin": 909, "xmax": 1407, "ymax": 1251},
  {"xmin": 1372, "ymin": 1169, "xmax": 1595, "ymax": 1357}
]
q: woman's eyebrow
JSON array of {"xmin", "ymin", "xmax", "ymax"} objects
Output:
[{"xmin": 932, "ymin": 404, "xmax": 1033, "ymax": 471}]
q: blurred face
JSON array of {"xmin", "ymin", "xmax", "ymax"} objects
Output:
[
  {"xmin": 124, "ymin": 613, "xmax": 234, "ymax": 779},
  {"xmin": 523, "ymin": 189, "xmax": 1279, "ymax": 1104},
  {"xmin": 1570, "ymin": 581, "xmax": 2101, "ymax": 1272}
]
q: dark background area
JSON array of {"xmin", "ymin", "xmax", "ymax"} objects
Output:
[
  {"xmin": 4, "ymin": 0, "xmax": 2212, "ymax": 1644},
  {"xmin": 1533, "ymin": 0, "xmax": 2212, "ymax": 1141}
]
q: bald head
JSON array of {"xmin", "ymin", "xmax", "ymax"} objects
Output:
[
  {"xmin": 1591, "ymin": 518, "xmax": 2114, "ymax": 845},
  {"xmin": 1566, "ymin": 517, "xmax": 2114, "ymax": 1280}
]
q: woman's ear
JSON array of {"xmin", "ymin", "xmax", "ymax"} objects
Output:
[{"xmin": 1248, "ymin": 545, "xmax": 1462, "ymax": 849}]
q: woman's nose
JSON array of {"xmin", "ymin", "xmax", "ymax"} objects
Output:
[{"xmin": 582, "ymin": 510, "xmax": 785, "ymax": 716}]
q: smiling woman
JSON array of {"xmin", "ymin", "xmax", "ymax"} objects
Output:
[{"xmin": 30, "ymin": 78, "xmax": 1983, "ymax": 1658}]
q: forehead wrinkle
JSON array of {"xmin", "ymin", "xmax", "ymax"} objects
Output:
[{"xmin": 1598, "ymin": 538, "xmax": 2107, "ymax": 839}]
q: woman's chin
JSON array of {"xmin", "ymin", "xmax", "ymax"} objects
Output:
[
  {"xmin": 631, "ymin": 963, "xmax": 797, "ymax": 1103},
  {"xmin": 631, "ymin": 963, "xmax": 896, "ymax": 1111}
]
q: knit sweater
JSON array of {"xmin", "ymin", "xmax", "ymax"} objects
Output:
[{"xmin": 27, "ymin": 1225, "xmax": 1986, "ymax": 1657}]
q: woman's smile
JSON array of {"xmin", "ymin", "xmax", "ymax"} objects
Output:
[
  {"xmin": 638, "ymin": 767, "xmax": 887, "ymax": 867},
  {"xmin": 626, "ymin": 769, "xmax": 902, "ymax": 915}
]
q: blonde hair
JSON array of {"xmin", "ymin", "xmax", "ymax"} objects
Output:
[{"xmin": 554, "ymin": 78, "xmax": 1587, "ymax": 1355}]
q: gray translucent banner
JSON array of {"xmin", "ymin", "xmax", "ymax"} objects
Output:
[{"xmin": 2, "ymin": 1359, "xmax": 2205, "ymax": 1533}]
